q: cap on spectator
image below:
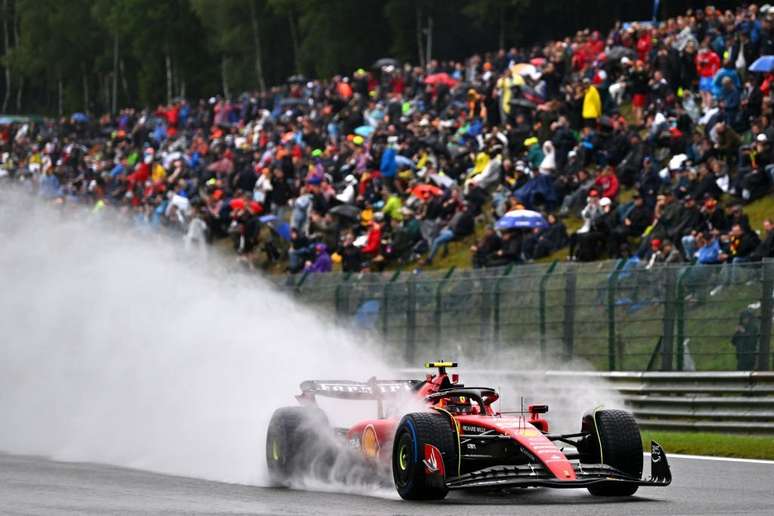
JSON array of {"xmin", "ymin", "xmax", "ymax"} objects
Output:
[
  {"xmin": 704, "ymin": 197, "xmax": 718, "ymax": 208},
  {"xmin": 621, "ymin": 56, "xmax": 632, "ymax": 65},
  {"xmin": 599, "ymin": 197, "xmax": 612, "ymax": 207},
  {"xmin": 344, "ymin": 174, "xmax": 358, "ymax": 185},
  {"xmin": 524, "ymin": 136, "xmax": 539, "ymax": 147},
  {"xmin": 651, "ymin": 239, "xmax": 662, "ymax": 249},
  {"xmin": 757, "ymin": 133, "xmax": 768, "ymax": 143},
  {"xmin": 588, "ymin": 189, "xmax": 599, "ymax": 197},
  {"xmin": 352, "ymin": 135, "xmax": 364, "ymax": 146},
  {"xmin": 312, "ymin": 148, "xmax": 323, "ymax": 157}
]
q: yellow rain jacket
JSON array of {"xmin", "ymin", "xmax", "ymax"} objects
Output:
[{"xmin": 582, "ymin": 85, "xmax": 602, "ymax": 120}]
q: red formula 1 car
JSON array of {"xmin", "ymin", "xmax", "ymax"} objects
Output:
[{"xmin": 265, "ymin": 362, "xmax": 671, "ymax": 500}]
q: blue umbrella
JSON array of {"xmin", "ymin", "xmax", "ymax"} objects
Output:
[
  {"xmin": 495, "ymin": 209, "xmax": 548, "ymax": 230},
  {"xmin": 749, "ymin": 55, "xmax": 774, "ymax": 73},
  {"xmin": 354, "ymin": 125, "xmax": 375, "ymax": 137},
  {"xmin": 395, "ymin": 154, "xmax": 415, "ymax": 170},
  {"xmin": 259, "ymin": 214, "xmax": 291, "ymax": 241}
]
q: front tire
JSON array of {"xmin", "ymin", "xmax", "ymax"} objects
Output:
[
  {"xmin": 392, "ymin": 412, "xmax": 458, "ymax": 500},
  {"xmin": 580, "ymin": 408, "xmax": 643, "ymax": 496}
]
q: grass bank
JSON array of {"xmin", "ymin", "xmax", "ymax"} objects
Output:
[{"xmin": 641, "ymin": 430, "xmax": 774, "ymax": 461}]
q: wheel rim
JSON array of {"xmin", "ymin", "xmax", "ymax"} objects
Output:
[
  {"xmin": 271, "ymin": 439, "xmax": 281, "ymax": 462},
  {"xmin": 399, "ymin": 444, "xmax": 408, "ymax": 471},
  {"xmin": 394, "ymin": 431, "xmax": 413, "ymax": 487}
]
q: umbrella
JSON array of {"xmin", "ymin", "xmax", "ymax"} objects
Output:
[
  {"xmin": 510, "ymin": 98, "xmax": 537, "ymax": 110},
  {"xmin": 511, "ymin": 63, "xmax": 537, "ymax": 77},
  {"xmin": 329, "ymin": 204, "xmax": 361, "ymax": 221},
  {"xmin": 71, "ymin": 112, "xmax": 89, "ymax": 123},
  {"xmin": 424, "ymin": 73, "xmax": 458, "ymax": 88},
  {"xmin": 495, "ymin": 209, "xmax": 548, "ymax": 230},
  {"xmin": 373, "ymin": 57, "xmax": 400, "ymax": 69},
  {"xmin": 354, "ymin": 125, "xmax": 375, "ymax": 137},
  {"xmin": 259, "ymin": 214, "xmax": 291, "ymax": 241},
  {"xmin": 411, "ymin": 184, "xmax": 443, "ymax": 201},
  {"xmin": 749, "ymin": 55, "xmax": 774, "ymax": 73},
  {"xmin": 394, "ymin": 155, "xmax": 415, "ymax": 170}
]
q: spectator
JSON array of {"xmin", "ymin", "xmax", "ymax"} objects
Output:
[
  {"xmin": 305, "ymin": 243, "xmax": 332, "ymax": 273},
  {"xmin": 750, "ymin": 218, "xmax": 774, "ymax": 261},
  {"xmin": 424, "ymin": 204, "xmax": 475, "ymax": 265},
  {"xmin": 523, "ymin": 213, "xmax": 567, "ymax": 260},
  {"xmin": 470, "ymin": 227, "xmax": 502, "ymax": 268},
  {"xmin": 731, "ymin": 309, "xmax": 759, "ymax": 370},
  {"xmin": 1, "ymin": 2, "xmax": 771, "ymax": 276}
]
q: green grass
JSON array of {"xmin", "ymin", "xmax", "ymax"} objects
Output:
[
  {"xmin": 744, "ymin": 193, "xmax": 774, "ymax": 230},
  {"xmin": 641, "ymin": 430, "xmax": 774, "ymax": 460}
]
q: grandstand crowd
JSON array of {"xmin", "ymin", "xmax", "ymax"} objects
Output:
[{"xmin": 1, "ymin": 3, "xmax": 773, "ymax": 273}]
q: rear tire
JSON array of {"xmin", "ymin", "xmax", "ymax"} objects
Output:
[
  {"xmin": 392, "ymin": 412, "xmax": 458, "ymax": 500},
  {"xmin": 581, "ymin": 408, "xmax": 643, "ymax": 497},
  {"xmin": 265, "ymin": 406, "xmax": 331, "ymax": 485}
]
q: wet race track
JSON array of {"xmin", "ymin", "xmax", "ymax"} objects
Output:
[{"xmin": 2, "ymin": 452, "xmax": 773, "ymax": 515}]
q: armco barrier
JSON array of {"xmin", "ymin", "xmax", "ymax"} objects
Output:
[
  {"xmin": 398, "ymin": 369, "xmax": 774, "ymax": 434},
  {"xmin": 575, "ymin": 371, "xmax": 774, "ymax": 434}
]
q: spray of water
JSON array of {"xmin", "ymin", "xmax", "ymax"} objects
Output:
[
  {"xmin": 0, "ymin": 188, "xmax": 625, "ymax": 493},
  {"xmin": 0, "ymin": 190, "xmax": 391, "ymax": 486}
]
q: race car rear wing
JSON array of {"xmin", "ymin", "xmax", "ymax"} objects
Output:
[{"xmin": 298, "ymin": 379, "xmax": 419, "ymax": 401}]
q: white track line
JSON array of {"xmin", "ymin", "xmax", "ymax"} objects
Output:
[{"xmin": 647, "ymin": 452, "xmax": 774, "ymax": 465}]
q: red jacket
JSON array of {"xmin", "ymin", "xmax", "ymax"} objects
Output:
[
  {"xmin": 696, "ymin": 50, "xmax": 720, "ymax": 78},
  {"xmin": 362, "ymin": 224, "xmax": 382, "ymax": 255},
  {"xmin": 594, "ymin": 172, "xmax": 619, "ymax": 199}
]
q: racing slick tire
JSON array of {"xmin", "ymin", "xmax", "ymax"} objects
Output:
[
  {"xmin": 265, "ymin": 406, "xmax": 333, "ymax": 485},
  {"xmin": 392, "ymin": 412, "xmax": 458, "ymax": 500},
  {"xmin": 580, "ymin": 408, "xmax": 643, "ymax": 497}
]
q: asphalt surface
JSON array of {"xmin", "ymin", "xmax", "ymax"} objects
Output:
[{"xmin": 1, "ymin": 452, "xmax": 773, "ymax": 515}]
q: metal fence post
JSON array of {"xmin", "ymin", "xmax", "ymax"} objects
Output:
[
  {"xmin": 539, "ymin": 261, "xmax": 559, "ymax": 360},
  {"xmin": 334, "ymin": 272, "xmax": 352, "ymax": 321},
  {"xmin": 607, "ymin": 260, "xmax": 625, "ymax": 371},
  {"xmin": 758, "ymin": 260, "xmax": 774, "ymax": 371},
  {"xmin": 675, "ymin": 265, "xmax": 692, "ymax": 371},
  {"xmin": 406, "ymin": 273, "xmax": 417, "ymax": 364},
  {"xmin": 493, "ymin": 264, "xmax": 515, "ymax": 350},
  {"xmin": 563, "ymin": 265, "xmax": 577, "ymax": 362},
  {"xmin": 434, "ymin": 267, "xmax": 456, "ymax": 355},
  {"xmin": 381, "ymin": 271, "xmax": 401, "ymax": 340},
  {"xmin": 661, "ymin": 267, "xmax": 676, "ymax": 371},
  {"xmin": 294, "ymin": 270, "xmax": 310, "ymax": 296}
]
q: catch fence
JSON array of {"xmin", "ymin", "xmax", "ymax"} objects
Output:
[{"xmin": 272, "ymin": 260, "xmax": 774, "ymax": 372}]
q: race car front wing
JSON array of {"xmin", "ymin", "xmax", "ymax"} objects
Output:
[{"xmin": 445, "ymin": 441, "xmax": 671, "ymax": 490}]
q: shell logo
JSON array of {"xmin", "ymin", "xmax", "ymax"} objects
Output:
[{"xmin": 361, "ymin": 425, "xmax": 380, "ymax": 459}]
